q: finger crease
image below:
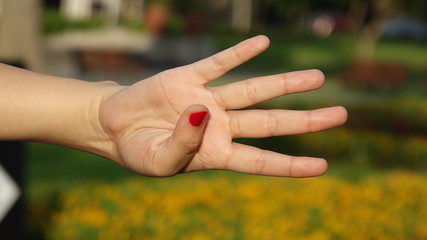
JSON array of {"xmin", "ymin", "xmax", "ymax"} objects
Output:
[
  {"xmin": 178, "ymin": 140, "xmax": 200, "ymax": 155},
  {"xmin": 306, "ymin": 111, "xmax": 315, "ymax": 133},
  {"xmin": 230, "ymin": 115, "xmax": 242, "ymax": 137},
  {"xmin": 232, "ymin": 45, "xmax": 245, "ymax": 63},
  {"xmin": 245, "ymin": 80, "xmax": 258, "ymax": 105},
  {"xmin": 254, "ymin": 152, "xmax": 266, "ymax": 175},
  {"xmin": 212, "ymin": 90, "xmax": 228, "ymax": 109},
  {"xmin": 223, "ymin": 145, "xmax": 236, "ymax": 170},
  {"xmin": 281, "ymin": 75, "xmax": 289, "ymax": 95},
  {"xmin": 211, "ymin": 55, "xmax": 225, "ymax": 74},
  {"xmin": 266, "ymin": 111, "xmax": 279, "ymax": 137}
]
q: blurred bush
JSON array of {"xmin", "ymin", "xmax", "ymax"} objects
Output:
[
  {"xmin": 43, "ymin": 8, "xmax": 105, "ymax": 34},
  {"xmin": 32, "ymin": 171, "xmax": 427, "ymax": 240}
]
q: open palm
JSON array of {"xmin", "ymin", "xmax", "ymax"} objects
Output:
[{"xmin": 99, "ymin": 36, "xmax": 347, "ymax": 177}]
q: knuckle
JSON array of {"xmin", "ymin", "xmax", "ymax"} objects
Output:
[
  {"xmin": 265, "ymin": 111, "xmax": 279, "ymax": 136},
  {"xmin": 245, "ymin": 80, "xmax": 258, "ymax": 105},
  {"xmin": 179, "ymin": 140, "xmax": 201, "ymax": 155},
  {"xmin": 254, "ymin": 152, "xmax": 266, "ymax": 175},
  {"xmin": 232, "ymin": 45, "xmax": 245, "ymax": 63},
  {"xmin": 306, "ymin": 111, "xmax": 315, "ymax": 133},
  {"xmin": 229, "ymin": 116, "xmax": 242, "ymax": 137},
  {"xmin": 280, "ymin": 75, "xmax": 289, "ymax": 95},
  {"xmin": 211, "ymin": 55, "xmax": 225, "ymax": 73}
]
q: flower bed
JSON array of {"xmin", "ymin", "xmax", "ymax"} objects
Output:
[{"xmin": 32, "ymin": 171, "xmax": 427, "ymax": 240}]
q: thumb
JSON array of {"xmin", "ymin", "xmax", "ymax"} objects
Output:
[{"xmin": 155, "ymin": 105, "xmax": 209, "ymax": 176}]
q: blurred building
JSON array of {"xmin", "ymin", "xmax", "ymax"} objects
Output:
[
  {"xmin": 61, "ymin": 0, "xmax": 130, "ymax": 24},
  {"xmin": 51, "ymin": 0, "xmax": 255, "ymax": 33},
  {"xmin": 1, "ymin": 0, "xmax": 267, "ymax": 77},
  {"xmin": 0, "ymin": 1, "xmax": 42, "ymax": 239},
  {"xmin": 0, "ymin": 0, "xmax": 46, "ymax": 72}
]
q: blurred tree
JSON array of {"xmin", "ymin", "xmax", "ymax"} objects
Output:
[
  {"xmin": 171, "ymin": 0, "xmax": 208, "ymax": 35},
  {"xmin": 348, "ymin": 0, "xmax": 393, "ymax": 59},
  {"xmin": 259, "ymin": 0, "xmax": 408, "ymax": 59},
  {"xmin": 262, "ymin": 0, "xmax": 397, "ymax": 58},
  {"xmin": 261, "ymin": 0, "xmax": 310, "ymax": 32},
  {"xmin": 231, "ymin": 0, "xmax": 253, "ymax": 33},
  {"xmin": 43, "ymin": 0, "xmax": 60, "ymax": 8},
  {"xmin": 260, "ymin": 0, "xmax": 351, "ymax": 33},
  {"xmin": 391, "ymin": 0, "xmax": 427, "ymax": 20}
]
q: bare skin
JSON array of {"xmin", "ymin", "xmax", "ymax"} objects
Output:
[{"xmin": 0, "ymin": 35, "xmax": 347, "ymax": 178}]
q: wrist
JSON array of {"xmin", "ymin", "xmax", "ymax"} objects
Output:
[
  {"xmin": 0, "ymin": 64, "xmax": 126, "ymax": 160},
  {"xmin": 70, "ymin": 80, "xmax": 126, "ymax": 160}
]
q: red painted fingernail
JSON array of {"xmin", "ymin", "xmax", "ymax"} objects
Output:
[{"xmin": 189, "ymin": 111, "xmax": 208, "ymax": 126}]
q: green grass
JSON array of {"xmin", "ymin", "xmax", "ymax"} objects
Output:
[
  {"xmin": 26, "ymin": 143, "xmax": 135, "ymax": 202},
  {"xmin": 376, "ymin": 40, "xmax": 427, "ymax": 71}
]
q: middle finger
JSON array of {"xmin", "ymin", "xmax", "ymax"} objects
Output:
[{"xmin": 228, "ymin": 106, "xmax": 347, "ymax": 138}]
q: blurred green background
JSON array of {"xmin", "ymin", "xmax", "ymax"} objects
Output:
[{"xmin": 16, "ymin": 0, "xmax": 427, "ymax": 239}]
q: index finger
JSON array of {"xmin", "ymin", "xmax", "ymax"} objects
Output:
[
  {"xmin": 189, "ymin": 35, "xmax": 270, "ymax": 85},
  {"xmin": 210, "ymin": 69, "xmax": 325, "ymax": 109}
]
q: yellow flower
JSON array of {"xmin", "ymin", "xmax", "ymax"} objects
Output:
[{"xmin": 40, "ymin": 170, "xmax": 427, "ymax": 240}]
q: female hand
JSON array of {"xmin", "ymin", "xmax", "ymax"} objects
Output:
[{"xmin": 99, "ymin": 35, "xmax": 348, "ymax": 177}]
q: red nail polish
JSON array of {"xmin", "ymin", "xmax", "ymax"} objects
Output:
[{"xmin": 189, "ymin": 111, "xmax": 208, "ymax": 126}]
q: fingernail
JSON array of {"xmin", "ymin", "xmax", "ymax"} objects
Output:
[{"xmin": 189, "ymin": 111, "xmax": 208, "ymax": 126}]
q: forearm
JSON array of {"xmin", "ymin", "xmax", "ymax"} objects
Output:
[{"xmin": 0, "ymin": 63, "xmax": 123, "ymax": 158}]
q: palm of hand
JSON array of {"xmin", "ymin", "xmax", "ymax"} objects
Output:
[{"xmin": 100, "ymin": 36, "xmax": 347, "ymax": 177}]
